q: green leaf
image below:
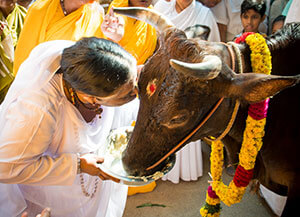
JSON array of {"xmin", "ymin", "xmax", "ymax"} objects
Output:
[{"xmin": 136, "ymin": 203, "xmax": 166, "ymax": 208}]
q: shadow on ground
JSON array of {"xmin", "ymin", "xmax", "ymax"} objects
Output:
[{"xmin": 123, "ymin": 143, "xmax": 276, "ymax": 217}]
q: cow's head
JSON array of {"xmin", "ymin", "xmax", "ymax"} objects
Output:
[{"xmin": 114, "ymin": 7, "xmax": 300, "ymax": 176}]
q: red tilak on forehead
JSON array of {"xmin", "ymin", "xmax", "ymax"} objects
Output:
[
  {"xmin": 150, "ymin": 84, "xmax": 156, "ymax": 93},
  {"xmin": 146, "ymin": 79, "xmax": 157, "ymax": 97}
]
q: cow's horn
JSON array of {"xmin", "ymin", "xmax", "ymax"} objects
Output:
[
  {"xmin": 113, "ymin": 7, "xmax": 174, "ymax": 32},
  {"xmin": 169, "ymin": 55, "xmax": 222, "ymax": 80}
]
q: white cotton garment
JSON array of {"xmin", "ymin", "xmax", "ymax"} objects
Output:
[
  {"xmin": 0, "ymin": 40, "xmax": 138, "ymax": 217},
  {"xmin": 210, "ymin": 0, "xmax": 244, "ymax": 41},
  {"xmin": 285, "ymin": 0, "xmax": 300, "ymax": 24},
  {"xmin": 260, "ymin": 184, "xmax": 287, "ymax": 216},
  {"xmin": 154, "ymin": 0, "xmax": 220, "ymax": 42},
  {"xmin": 162, "ymin": 141, "xmax": 203, "ymax": 184}
]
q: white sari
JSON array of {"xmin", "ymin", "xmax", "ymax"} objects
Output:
[
  {"xmin": 154, "ymin": 0, "xmax": 220, "ymax": 42},
  {"xmin": 0, "ymin": 40, "xmax": 138, "ymax": 217}
]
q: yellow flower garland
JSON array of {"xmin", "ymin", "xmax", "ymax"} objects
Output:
[
  {"xmin": 201, "ymin": 33, "xmax": 271, "ymax": 216},
  {"xmin": 246, "ymin": 34, "xmax": 272, "ymax": 76}
]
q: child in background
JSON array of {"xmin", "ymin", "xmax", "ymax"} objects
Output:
[
  {"xmin": 234, "ymin": 0, "xmax": 267, "ymax": 39},
  {"xmin": 271, "ymin": 15, "xmax": 285, "ymax": 34}
]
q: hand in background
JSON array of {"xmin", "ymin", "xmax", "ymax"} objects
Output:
[
  {"xmin": 21, "ymin": 207, "xmax": 51, "ymax": 217},
  {"xmin": 0, "ymin": 21, "xmax": 7, "ymax": 36},
  {"xmin": 101, "ymin": 8, "xmax": 125, "ymax": 42}
]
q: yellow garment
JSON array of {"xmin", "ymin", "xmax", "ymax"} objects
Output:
[
  {"xmin": 108, "ymin": 0, "xmax": 157, "ymax": 64},
  {"xmin": 127, "ymin": 181, "xmax": 156, "ymax": 196},
  {"xmin": 13, "ymin": 0, "xmax": 104, "ymax": 75},
  {"xmin": 0, "ymin": 4, "xmax": 27, "ymax": 103}
]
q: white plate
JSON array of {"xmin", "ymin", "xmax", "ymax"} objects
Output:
[{"xmin": 97, "ymin": 126, "xmax": 175, "ymax": 186}]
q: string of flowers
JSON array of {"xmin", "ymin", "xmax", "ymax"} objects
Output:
[{"xmin": 200, "ymin": 33, "xmax": 271, "ymax": 217}]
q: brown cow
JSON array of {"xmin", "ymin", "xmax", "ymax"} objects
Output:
[{"xmin": 114, "ymin": 7, "xmax": 300, "ymax": 216}]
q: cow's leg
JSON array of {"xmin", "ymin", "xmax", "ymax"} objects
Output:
[{"xmin": 281, "ymin": 176, "xmax": 300, "ymax": 217}]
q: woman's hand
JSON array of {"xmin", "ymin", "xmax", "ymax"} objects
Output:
[
  {"xmin": 79, "ymin": 153, "xmax": 120, "ymax": 183},
  {"xmin": 101, "ymin": 8, "xmax": 125, "ymax": 42}
]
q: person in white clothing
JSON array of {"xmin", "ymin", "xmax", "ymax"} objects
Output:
[
  {"xmin": 268, "ymin": 0, "xmax": 289, "ymax": 34},
  {"xmin": 155, "ymin": 0, "xmax": 220, "ymax": 42},
  {"xmin": 284, "ymin": 0, "xmax": 300, "ymax": 24},
  {"xmin": 206, "ymin": 0, "xmax": 243, "ymax": 41},
  {"xmin": 154, "ymin": 0, "xmax": 220, "ymax": 184},
  {"xmin": 207, "ymin": 0, "xmax": 270, "ymax": 41},
  {"xmin": 0, "ymin": 37, "xmax": 139, "ymax": 217}
]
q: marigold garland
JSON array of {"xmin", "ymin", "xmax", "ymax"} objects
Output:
[{"xmin": 200, "ymin": 33, "xmax": 271, "ymax": 216}]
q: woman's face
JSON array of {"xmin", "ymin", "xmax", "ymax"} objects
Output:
[
  {"xmin": 199, "ymin": 0, "xmax": 221, "ymax": 8},
  {"xmin": 129, "ymin": 0, "xmax": 152, "ymax": 8},
  {"xmin": 76, "ymin": 0, "xmax": 93, "ymax": 4},
  {"xmin": 68, "ymin": 0, "xmax": 95, "ymax": 9},
  {"xmin": 241, "ymin": 9, "xmax": 265, "ymax": 33},
  {"xmin": 175, "ymin": 0, "xmax": 193, "ymax": 10},
  {"xmin": 76, "ymin": 77, "xmax": 138, "ymax": 107}
]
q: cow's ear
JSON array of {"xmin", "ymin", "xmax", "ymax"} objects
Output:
[
  {"xmin": 184, "ymin": 24, "xmax": 210, "ymax": 40},
  {"xmin": 228, "ymin": 73, "xmax": 300, "ymax": 104}
]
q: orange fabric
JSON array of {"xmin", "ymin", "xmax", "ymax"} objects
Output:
[
  {"xmin": 128, "ymin": 120, "xmax": 157, "ymax": 195},
  {"xmin": 127, "ymin": 181, "xmax": 156, "ymax": 196},
  {"xmin": 108, "ymin": 0, "xmax": 157, "ymax": 64},
  {"xmin": 13, "ymin": 0, "xmax": 104, "ymax": 75}
]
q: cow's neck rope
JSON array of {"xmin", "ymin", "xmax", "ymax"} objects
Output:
[
  {"xmin": 146, "ymin": 97, "xmax": 224, "ymax": 171},
  {"xmin": 200, "ymin": 32, "xmax": 272, "ymax": 217},
  {"xmin": 146, "ymin": 41, "xmax": 243, "ymax": 171},
  {"xmin": 204, "ymin": 42, "xmax": 243, "ymax": 143}
]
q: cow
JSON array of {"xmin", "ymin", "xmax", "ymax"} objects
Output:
[{"xmin": 114, "ymin": 7, "xmax": 300, "ymax": 216}]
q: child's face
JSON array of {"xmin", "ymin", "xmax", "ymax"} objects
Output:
[
  {"xmin": 241, "ymin": 9, "xmax": 265, "ymax": 33},
  {"xmin": 272, "ymin": 20, "xmax": 284, "ymax": 34}
]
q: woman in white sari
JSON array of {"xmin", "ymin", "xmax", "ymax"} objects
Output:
[
  {"xmin": 0, "ymin": 37, "xmax": 139, "ymax": 217},
  {"xmin": 154, "ymin": 0, "xmax": 220, "ymax": 184},
  {"xmin": 154, "ymin": 0, "xmax": 220, "ymax": 42}
]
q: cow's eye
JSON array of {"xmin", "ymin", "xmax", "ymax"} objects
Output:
[
  {"xmin": 170, "ymin": 114, "xmax": 187, "ymax": 124},
  {"xmin": 161, "ymin": 110, "xmax": 192, "ymax": 129},
  {"xmin": 165, "ymin": 113, "xmax": 189, "ymax": 128}
]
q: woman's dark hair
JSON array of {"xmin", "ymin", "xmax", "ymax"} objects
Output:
[
  {"xmin": 60, "ymin": 37, "xmax": 136, "ymax": 97},
  {"xmin": 241, "ymin": 0, "xmax": 266, "ymax": 17}
]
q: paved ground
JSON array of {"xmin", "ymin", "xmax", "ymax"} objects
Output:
[{"xmin": 123, "ymin": 143, "xmax": 276, "ymax": 217}]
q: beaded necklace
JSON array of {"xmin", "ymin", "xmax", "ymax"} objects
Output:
[
  {"xmin": 72, "ymin": 89, "xmax": 103, "ymax": 117},
  {"xmin": 60, "ymin": 0, "xmax": 68, "ymax": 16},
  {"xmin": 80, "ymin": 174, "xmax": 99, "ymax": 198},
  {"xmin": 63, "ymin": 79, "xmax": 101, "ymax": 198},
  {"xmin": 63, "ymin": 80, "xmax": 103, "ymax": 118}
]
